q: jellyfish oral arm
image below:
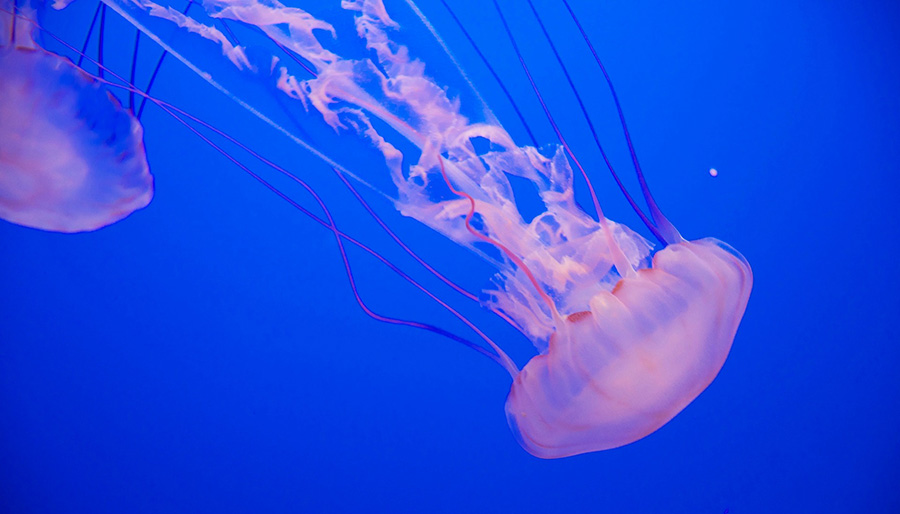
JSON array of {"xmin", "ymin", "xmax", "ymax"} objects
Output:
[{"xmin": 506, "ymin": 239, "xmax": 753, "ymax": 459}]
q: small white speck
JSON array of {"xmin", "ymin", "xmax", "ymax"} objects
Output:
[{"xmin": 709, "ymin": 168, "xmax": 719, "ymax": 177}]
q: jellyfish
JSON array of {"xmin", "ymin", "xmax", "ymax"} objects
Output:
[
  {"xmin": 0, "ymin": 0, "xmax": 153, "ymax": 233},
  {"xmin": 30, "ymin": 0, "xmax": 752, "ymax": 458}
]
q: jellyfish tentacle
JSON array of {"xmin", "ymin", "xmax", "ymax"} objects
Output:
[
  {"xmin": 433, "ymin": 0, "xmax": 539, "ymax": 148},
  {"xmin": 236, "ymin": 31, "xmax": 492, "ymax": 315},
  {"xmin": 4, "ymin": 0, "xmax": 34, "ymax": 49},
  {"xmin": 193, "ymin": 112, "xmax": 508, "ymax": 369},
  {"xmin": 404, "ymin": 0, "xmax": 505, "ymax": 136},
  {"xmin": 315, "ymin": 168, "xmax": 508, "ymax": 368},
  {"xmin": 561, "ymin": 0, "xmax": 683, "ymax": 245},
  {"xmin": 314, "ymin": 88, "xmax": 564, "ymax": 319},
  {"xmin": 129, "ymin": 28, "xmax": 140, "ymax": 111},
  {"xmin": 525, "ymin": 0, "xmax": 664, "ymax": 246},
  {"xmin": 334, "ymin": 171, "xmax": 477, "ymax": 304},
  {"xmin": 97, "ymin": 2, "xmax": 106, "ymax": 78},
  {"xmin": 8, "ymin": 0, "xmax": 14, "ymax": 45},
  {"xmin": 152, "ymin": 91, "xmax": 515, "ymax": 373},
  {"xmin": 268, "ymin": 33, "xmax": 316, "ymax": 78},
  {"xmin": 76, "ymin": 1, "xmax": 101, "ymax": 68},
  {"xmin": 492, "ymin": 0, "xmax": 636, "ymax": 279},
  {"xmin": 102, "ymin": 0, "xmax": 394, "ymax": 202},
  {"xmin": 213, "ymin": 9, "xmax": 240, "ymax": 45},
  {"xmin": 213, "ymin": 11, "xmax": 318, "ymax": 80},
  {"xmin": 136, "ymin": 0, "xmax": 195, "ymax": 119},
  {"xmin": 334, "ymin": 166, "xmax": 533, "ymax": 337},
  {"xmin": 165, "ymin": 104, "xmax": 518, "ymax": 371},
  {"xmin": 435, "ymin": 151, "xmax": 561, "ymax": 322},
  {"xmin": 151, "ymin": 96, "xmax": 520, "ymax": 375}
]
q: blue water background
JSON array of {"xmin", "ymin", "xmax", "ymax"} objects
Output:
[{"xmin": 1, "ymin": 0, "xmax": 898, "ymax": 512}]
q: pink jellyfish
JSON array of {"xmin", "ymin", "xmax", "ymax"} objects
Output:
[
  {"xmin": 45, "ymin": 0, "xmax": 752, "ymax": 458},
  {"xmin": 0, "ymin": 0, "xmax": 153, "ymax": 233}
]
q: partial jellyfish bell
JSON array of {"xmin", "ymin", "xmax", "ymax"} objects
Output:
[{"xmin": 0, "ymin": 0, "xmax": 153, "ymax": 233}]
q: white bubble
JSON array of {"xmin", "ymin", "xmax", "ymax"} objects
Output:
[{"xmin": 709, "ymin": 168, "xmax": 719, "ymax": 177}]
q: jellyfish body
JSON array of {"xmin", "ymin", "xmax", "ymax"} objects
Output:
[
  {"xmin": 54, "ymin": 0, "xmax": 752, "ymax": 457},
  {"xmin": 507, "ymin": 239, "xmax": 752, "ymax": 458},
  {"xmin": 0, "ymin": 1, "xmax": 153, "ymax": 233}
]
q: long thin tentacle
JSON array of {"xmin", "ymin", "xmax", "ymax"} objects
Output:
[
  {"xmin": 492, "ymin": 0, "xmax": 636, "ymax": 278},
  {"xmin": 562, "ymin": 0, "xmax": 683, "ymax": 244},
  {"xmin": 526, "ymin": 0, "xmax": 664, "ymax": 245},
  {"xmin": 437, "ymin": 0, "xmax": 539, "ymax": 148}
]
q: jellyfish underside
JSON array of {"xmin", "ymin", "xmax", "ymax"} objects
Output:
[
  {"xmin": 0, "ymin": 1, "xmax": 153, "ymax": 233},
  {"xmin": 40, "ymin": 0, "xmax": 752, "ymax": 458}
]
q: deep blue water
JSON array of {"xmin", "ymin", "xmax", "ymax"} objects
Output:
[{"xmin": 1, "ymin": 1, "xmax": 898, "ymax": 512}]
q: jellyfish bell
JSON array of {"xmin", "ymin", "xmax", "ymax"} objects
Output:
[
  {"xmin": 0, "ymin": 0, "xmax": 153, "ymax": 233},
  {"xmin": 506, "ymin": 238, "xmax": 752, "ymax": 458}
]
